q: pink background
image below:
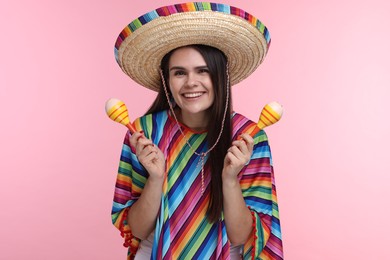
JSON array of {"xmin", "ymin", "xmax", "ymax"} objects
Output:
[{"xmin": 1, "ymin": 0, "xmax": 389, "ymax": 259}]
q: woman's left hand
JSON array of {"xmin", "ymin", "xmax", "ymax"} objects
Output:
[{"xmin": 222, "ymin": 133, "xmax": 254, "ymax": 180}]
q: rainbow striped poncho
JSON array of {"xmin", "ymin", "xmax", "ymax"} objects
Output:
[{"xmin": 111, "ymin": 110, "xmax": 283, "ymax": 259}]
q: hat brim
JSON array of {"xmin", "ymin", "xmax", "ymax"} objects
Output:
[{"xmin": 115, "ymin": 3, "xmax": 271, "ymax": 91}]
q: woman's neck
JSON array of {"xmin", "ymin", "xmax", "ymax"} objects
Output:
[{"xmin": 175, "ymin": 107, "xmax": 209, "ymax": 132}]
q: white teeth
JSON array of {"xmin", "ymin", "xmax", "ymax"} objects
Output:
[{"xmin": 183, "ymin": 92, "xmax": 203, "ymax": 98}]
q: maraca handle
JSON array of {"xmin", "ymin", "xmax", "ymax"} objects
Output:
[
  {"xmin": 237, "ymin": 125, "xmax": 262, "ymax": 140},
  {"xmin": 126, "ymin": 123, "xmax": 137, "ymax": 134}
]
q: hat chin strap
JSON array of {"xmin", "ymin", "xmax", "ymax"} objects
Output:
[{"xmin": 159, "ymin": 64, "xmax": 230, "ymax": 195}]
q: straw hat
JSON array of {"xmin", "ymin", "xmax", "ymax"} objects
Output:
[{"xmin": 115, "ymin": 2, "xmax": 271, "ymax": 91}]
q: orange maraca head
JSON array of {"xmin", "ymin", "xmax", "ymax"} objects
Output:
[
  {"xmin": 258, "ymin": 101, "xmax": 284, "ymax": 130},
  {"xmin": 105, "ymin": 98, "xmax": 136, "ymax": 133}
]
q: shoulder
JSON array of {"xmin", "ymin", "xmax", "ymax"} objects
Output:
[
  {"xmin": 132, "ymin": 110, "xmax": 171, "ymax": 141},
  {"xmin": 232, "ymin": 112, "xmax": 255, "ymax": 133},
  {"xmin": 232, "ymin": 112, "xmax": 269, "ymax": 143},
  {"xmin": 133, "ymin": 110, "xmax": 169, "ymax": 129},
  {"xmin": 231, "ymin": 112, "xmax": 261, "ymax": 135}
]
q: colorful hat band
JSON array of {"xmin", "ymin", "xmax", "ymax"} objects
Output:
[{"xmin": 115, "ymin": 2, "xmax": 271, "ymax": 64}]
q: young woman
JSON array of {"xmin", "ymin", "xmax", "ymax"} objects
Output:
[{"xmin": 111, "ymin": 3, "xmax": 283, "ymax": 260}]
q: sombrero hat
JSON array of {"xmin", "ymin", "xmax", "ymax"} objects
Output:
[{"xmin": 115, "ymin": 2, "xmax": 271, "ymax": 91}]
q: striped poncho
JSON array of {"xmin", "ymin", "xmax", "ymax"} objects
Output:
[{"xmin": 111, "ymin": 110, "xmax": 283, "ymax": 259}]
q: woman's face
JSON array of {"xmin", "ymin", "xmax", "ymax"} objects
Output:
[{"xmin": 168, "ymin": 47, "xmax": 214, "ymax": 118}]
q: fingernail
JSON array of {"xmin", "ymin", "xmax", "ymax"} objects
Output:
[{"xmin": 140, "ymin": 130, "xmax": 144, "ymax": 134}]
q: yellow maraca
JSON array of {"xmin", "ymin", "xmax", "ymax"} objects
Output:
[
  {"xmin": 257, "ymin": 101, "xmax": 283, "ymax": 130},
  {"xmin": 240, "ymin": 101, "xmax": 283, "ymax": 139},
  {"xmin": 105, "ymin": 98, "xmax": 137, "ymax": 134}
]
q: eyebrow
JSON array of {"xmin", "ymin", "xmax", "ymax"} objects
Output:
[{"xmin": 169, "ymin": 65, "xmax": 208, "ymax": 71}]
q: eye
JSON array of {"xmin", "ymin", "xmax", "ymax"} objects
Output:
[
  {"xmin": 198, "ymin": 68, "xmax": 209, "ymax": 74},
  {"xmin": 173, "ymin": 70, "xmax": 186, "ymax": 76}
]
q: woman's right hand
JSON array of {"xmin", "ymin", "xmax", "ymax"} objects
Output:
[{"xmin": 130, "ymin": 131, "xmax": 166, "ymax": 180}]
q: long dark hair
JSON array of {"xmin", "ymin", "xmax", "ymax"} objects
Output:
[{"xmin": 146, "ymin": 44, "xmax": 232, "ymax": 223}]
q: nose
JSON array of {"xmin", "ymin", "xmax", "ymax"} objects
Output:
[{"xmin": 186, "ymin": 72, "xmax": 199, "ymax": 87}]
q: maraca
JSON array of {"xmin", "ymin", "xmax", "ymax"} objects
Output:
[
  {"xmin": 257, "ymin": 101, "xmax": 283, "ymax": 130},
  {"xmin": 240, "ymin": 101, "xmax": 283, "ymax": 139},
  {"xmin": 105, "ymin": 98, "xmax": 137, "ymax": 134}
]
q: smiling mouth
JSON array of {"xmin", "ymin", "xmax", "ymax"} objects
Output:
[{"xmin": 182, "ymin": 92, "xmax": 204, "ymax": 98}]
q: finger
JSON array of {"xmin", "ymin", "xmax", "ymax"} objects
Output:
[
  {"xmin": 137, "ymin": 142, "xmax": 155, "ymax": 158},
  {"xmin": 225, "ymin": 150, "xmax": 241, "ymax": 166},
  {"xmin": 137, "ymin": 136, "xmax": 153, "ymax": 147},
  {"xmin": 239, "ymin": 133, "xmax": 254, "ymax": 147},
  {"xmin": 135, "ymin": 136, "xmax": 154, "ymax": 154},
  {"xmin": 142, "ymin": 150, "xmax": 159, "ymax": 162},
  {"xmin": 227, "ymin": 146, "xmax": 242, "ymax": 158},
  {"xmin": 228, "ymin": 145, "xmax": 251, "ymax": 165},
  {"xmin": 130, "ymin": 131, "xmax": 145, "ymax": 148},
  {"xmin": 232, "ymin": 139, "xmax": 249, "ymax": 154},
  {"xmin": 237, "ymin": 135, "xmax": 254, "ymax": 156},
  {"xmin": 224, "ymin": 151, "xmax": 234, "ymax": 164}
]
